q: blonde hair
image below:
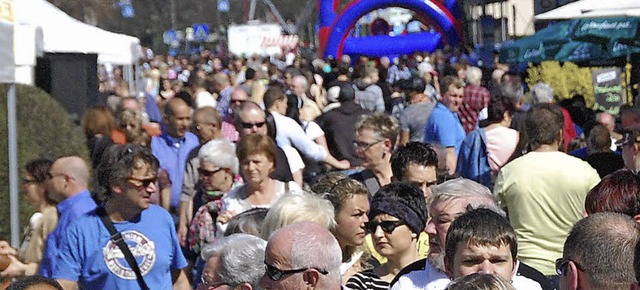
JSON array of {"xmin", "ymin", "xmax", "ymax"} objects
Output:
[{"xmin": 261, "ymin": 191, "xmax": 336, "ymax": 240}]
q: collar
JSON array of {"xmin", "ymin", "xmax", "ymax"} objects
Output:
[
  {"xmin": 57, "ymin": 189, "xmax": 91, "ymax": 215},
  {"xmin": 160, "ymin": 128, "xmax": 186, "ymax": 147}
]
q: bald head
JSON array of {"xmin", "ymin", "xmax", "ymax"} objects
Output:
[
  {"xmin": 164, "ymin": 98, "xmax": 192, "ymax": 138},
  {"xmin": 235, "ymin": 101, "xmax": 267, "ymax": 136},
  {"xmin": 48, "ymin": 156, "xmax": 90, "ymax": 201},
  {"xmin": 230, "ymin": 87, "xmax": 250, "ymax": 113},
  {"xmin": 213, "ymin": 73, "xmax": 231, "ymax": 93},
  {"xmin": 596, "ymin": 112, "xmax": 616, "ymax": 133}
]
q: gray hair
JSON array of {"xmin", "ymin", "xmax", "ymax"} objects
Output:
[
  {"xmin": 564, "ymin": 212, "xmax": 640, "ymax": 290},
  {"xmin": 531, "ymin": 82, "xmax": 554, "ymax": 104},
  {"xmin": 429, "ymin": 178, "xmax": 505, "ymax": 217},
  {"xmin": 201, "ymin": 234, "xmax": 267, "ymax": 289},
  {"xmin": 261, "ymin": 191, "xmax": 336, "ymax": 240},
  {"xmin": 290, "ymin": 223, "xmax": 342, "ymax": 287},
  {"xmin": 198, "ymin": 139, "xmax": 239, "ymax": 174},
  {"xmin": 499, "ymin": 75, "xmax": 524, "ymax": 105},
  {"xmin": 465, "ymin": 66, "xmax": 482, "ymax": 86},
  {"xmin": 293, "ymin": 75, "xmax": 309, "ymax": 90}
]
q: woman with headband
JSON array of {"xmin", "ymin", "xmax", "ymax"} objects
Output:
[{"xmin": 346, "ymin": 183, "xmax": 427, "ymax": 290}]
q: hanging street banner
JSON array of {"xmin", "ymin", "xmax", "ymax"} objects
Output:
[
  {"xmin": 0, "ymin": 0, "xmax": 15, "ymax": 83},
  {"xmin": 592, "ymin": 67, "xmax": 624, "ymax": 115}
]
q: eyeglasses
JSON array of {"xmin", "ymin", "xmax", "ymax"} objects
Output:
[
  {"xmin": 365, "ymin": 220, "xmax": 405, "ymax": 234},
  {"xmin": 200, "ymin": 275, "xmax": 229, "ymax": 289},
  {"xmin": 264, "ymin": 262, "xmax": 328, "ymax": 281},
  {"xmin": 555, "ymin": 258, "xmax": 584, "ymax": 275},
  {"xmin": 240, "ymin": 121, "xmax": 266, "ymax": 129},
  {"xmin": 127, "ymin": 176, "xmax": 157, "ymax": 189},
  {"xmin": 353, "ymin": 139, "xmax": 383, "ymax": 150},
  {"xmin": 198, "ymin": 167, "xmax": 226, "ymax": 177}
]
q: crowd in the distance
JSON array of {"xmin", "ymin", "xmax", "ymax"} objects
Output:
[{"xmin": 1, "ymin": 47, "xmax": 640, "ymax": 290}]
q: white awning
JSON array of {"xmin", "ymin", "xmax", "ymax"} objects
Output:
[{"xmin": 535, "ymin": 0, "xmax": 640, "ymax": 20}]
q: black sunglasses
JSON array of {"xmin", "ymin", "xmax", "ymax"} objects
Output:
[
  {"xmin": 365, "ymin": 220, "xmax": 405, "ymax": 234},
  {"xmin": 264, "ymin": 263, "xmax": 328, "ymax": 281},
  {"xmin": 127, "ymin": 176, "xmax": 157, "ymax": 188},
  {"xmin": 198, "ymin": 167, "xmax": 225, "ymax": 177},
  {"xmin": 240, "ymin": 121, "xmax": 266, "ymax": 129},
  {"xmin": 555, "ymin": 258, "xmax": 583, "ymax": 275}
]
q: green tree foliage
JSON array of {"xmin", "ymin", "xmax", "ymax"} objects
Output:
[
  {"xmin": 526, "ymin": 61, "xmax": 596, "ymax": 108},
  {"xmin": 0, "ymin": 84, "xmax": 89, "ymax": 241}
]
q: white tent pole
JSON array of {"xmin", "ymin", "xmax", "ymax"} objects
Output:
[{"xmin": 7, "ymin": 83, "xmax": 19, "ymax": 248}]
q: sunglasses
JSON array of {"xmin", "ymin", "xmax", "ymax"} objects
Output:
[
  {"xmin": 555, "ymin": 258, "xmax": 583, "ymax": 275},
  {"xmin": 198, "ymin": 167, "xmax": 226, "ymax": 177},
  {"xmin": 264, "ymin": 263, "xmax": 328, "ymax": 281},
  {"xmin": 127, "ymin": 176, "xmax": 157, "ymax": 188},
  {"xmin": 365, "ymin": 220, "xmax": 405, "ymax": 234},
  {"xmin": 240, "ymin": 121, "xmax": 266, "ymax": 129}
]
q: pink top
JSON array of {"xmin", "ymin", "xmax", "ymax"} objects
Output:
[{"xmin": 484, "ymin": 126, "xmax": 518, "ymax": 173}]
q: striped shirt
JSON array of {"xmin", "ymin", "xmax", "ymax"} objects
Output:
[{"xmin": 346, "ymin": 269, "xmax": 389, "ymax": 290}]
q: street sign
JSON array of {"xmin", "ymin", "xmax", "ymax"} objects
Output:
[
  {"xmin": 192, "ymin": 23, "xmax": 209, "ymax": 42},
  {"xmin": 218, "ymin": 0, "xmax": 229, "ymax": 12},
  {"xmin": 163, "ymin": 29, "xmax": 178, "ymax": 45},
  {"xmin": 121, "ymin": 4, "xmax": 134, "ymax": 18}
]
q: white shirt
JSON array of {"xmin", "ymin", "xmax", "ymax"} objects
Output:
[
  {"xmin": 390, "ymin": 260, "xmax": 450, "ymax": 290},
  {"xmin": 216, "ymin": 180, "xmax": 302, "ymax": 237},
  {"xmin": 391, "ymin": 259, "xmax": 543, "ymax": 290},
  {"xmin": 195, "ymin": 91, "xmax": 217, "ymax": 108},
  {"xmin": 271, "ymin": 111, "xmax": 328, "ymax": 162}
]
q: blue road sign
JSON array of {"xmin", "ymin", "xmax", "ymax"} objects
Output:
[
  {"xmin": 121, "ymin": 4, "xmax": 134, "ymax": 18},
  {"xmin": 218, "ymin": 0, "xmax": 229, "ymax": 12},
  {"xmin": 163, "ymin": 30, "xmax": 178, "ymax": 45},
  {"xmin": 192, "ymin": 23, "xmax": 209, "ymax": 42}
]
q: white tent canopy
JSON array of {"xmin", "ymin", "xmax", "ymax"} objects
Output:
[
  {"xmin": 535, "ymin": 0, "xmax": 640, "ymax": 20},
  {"xmin": 14, "ymin": 0, "xmax": 140, "ymax": 65}
]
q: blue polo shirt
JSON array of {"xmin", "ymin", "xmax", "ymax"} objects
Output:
[
  {"xmin": 39, "ymin": 189, "xmax": 97, "ymax": 277},
  {"xmin": 423, "ymin": 102, "xmax": 466, "ymax": 155},
  {"xmin": 151, "ymin": 129, "xmax": 199, "ymax": 209}
]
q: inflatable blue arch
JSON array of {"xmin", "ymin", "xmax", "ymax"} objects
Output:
[{"xmin": 318, "ymin": 0, "xmax": 463, "ymax": 59}]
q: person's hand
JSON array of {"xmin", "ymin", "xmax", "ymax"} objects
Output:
[
  {"xmin": 0, "ymin": 242, "xmax": 16, "ymax": 256},
  {"xmin": 0, "ymin": 255, "xmax": 25, "ymax": 278},
  {"xmin": 177, "ymin": 224, "xmax": 188, "ymax": 247},
  {"xmin": 216, "ymin": 210, "xmax": 236, "ymax": 225},
  {"xmin": 334, "ymin": 160, "xmax": 351, "ymax": 170}
]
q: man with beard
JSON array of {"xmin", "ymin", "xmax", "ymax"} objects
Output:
[{"xmin": 390, "ymin": 178, "xmax": 552, "ymax": 290}]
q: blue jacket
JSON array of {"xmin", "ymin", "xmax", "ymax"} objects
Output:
[{"xmin": 457, "ymin": 128, "xmax": 493, "ymax": 189}]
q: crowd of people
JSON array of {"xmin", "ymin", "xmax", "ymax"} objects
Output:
[{"xmin": 1, "ymin": 46, "xmax": 640, "ymax": 290}]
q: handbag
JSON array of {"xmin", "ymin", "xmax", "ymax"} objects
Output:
[{"xmin": 97, "ymin": 207, "xmax": 150, "ymax": 290}]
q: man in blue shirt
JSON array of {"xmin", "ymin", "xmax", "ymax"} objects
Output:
[
  {"xmin": 39, "ymin": 156, "xmax": 97, "ymax": 277},
  {"xmin": 151, "ymin": 98, "xmax": 199, "ymax": 214},
  {"xmin": 423, "ymin": 76, "xmax": 466, "ymax": 175},
  {"xmin": 53, "ymin": 144, "xmax": 189, "ymax": 289}
]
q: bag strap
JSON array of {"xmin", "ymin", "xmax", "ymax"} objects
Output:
[{"xmin": 97, "ymin": 207, "xmax": 150, "ymax": 290}]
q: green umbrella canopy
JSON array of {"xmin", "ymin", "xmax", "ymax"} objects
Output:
[
  {"xmin": 499, "ymin": 20, "xmax": 576, "ymax": 63},
  {"xmin": 500, "ymin": 17, "xmax": 640, "ymax": 64},
  {"xmin": 572, "ymin": 17, "xmax": 640, "ymax": 58},
  {"xmin": 572, "ymin": 18, "xmax": 640, "ymax": 45}
]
